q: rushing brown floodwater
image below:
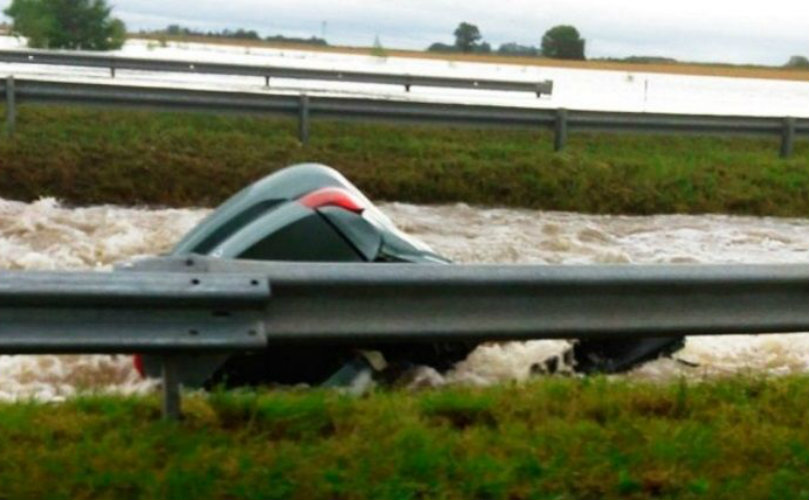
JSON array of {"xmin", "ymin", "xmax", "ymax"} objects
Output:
[{"xmin": 2, "ymin": 197, "xmax": 809, "ymax": 400}]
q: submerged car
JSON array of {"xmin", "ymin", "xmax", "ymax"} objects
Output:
[{"xmin": 137, "ymin": 163, "xmax": 684, "ymax": 386}]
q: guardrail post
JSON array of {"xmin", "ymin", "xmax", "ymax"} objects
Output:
[
  {"xmin": 5, "ymin": 75, "xmax": 14, "ymax": 137},
  {"xmin": 161, "ymin": 355, "xmax": 182, "ymax": 420},
  {"xmin": 781, "ymin": 117, "xmax": 796, "ymax": 158},
  {"xmin": 264, "ymin": 75, "xmax": 270, "ymax": 87},
  {"xmin": 298, "ymin": 94, "xmax": 310, "ymax": 145},
  {"xmin": 537, "ymin": 80, "xmax": 554, "ymax": 98},
  {"xmin": 554, "ymin": 108, "xmax": 568, "ymax": 152},
  {"xmin": 110, "ymin": 64, "xmax": 116, "ymax": 79}
]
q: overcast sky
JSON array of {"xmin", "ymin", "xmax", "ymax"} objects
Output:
[{"xmin": 2, "ymin": 0, "xmax": 807, "ymax": 65}]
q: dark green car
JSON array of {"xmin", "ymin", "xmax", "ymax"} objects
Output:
[{"xmin": 136, "ymin": 163, "xmax": 684, "ymax": 387}]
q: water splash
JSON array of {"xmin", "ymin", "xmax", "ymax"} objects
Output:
[
  {"xmin": 2, "ymin": 197, "xmax": 809, "ymax": 398},
  {"xmin": 380, "ymin": 202, "xmax": 809, "ymax": 385}
]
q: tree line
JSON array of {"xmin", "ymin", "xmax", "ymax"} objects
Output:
[
  {"xmin": 428, "ymin": 22, "xmax": 586, "ymax": 60},
  {"xmin": 155, "ymin": 24, "xmax": 328, "ymax": 46}
]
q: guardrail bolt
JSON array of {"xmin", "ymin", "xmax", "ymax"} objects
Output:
[{"xmin": 780, "ymin": 117, "xmax": 796, "ymax": 158}]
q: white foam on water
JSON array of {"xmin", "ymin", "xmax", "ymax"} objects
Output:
[
  {"xmin": 378, "ymin": 202, "xmax": 809, "ymax": 385},
  {"xmin": 0, "ymin": 198, "xmax": 206, "ymax": 400},
  {"xmin": 2, "ymin": 198, "xmax": 809, "ymax": 398}
]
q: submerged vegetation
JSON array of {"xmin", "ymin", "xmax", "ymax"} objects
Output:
[
  {"xmin": 0, "ymin": 105, "xmax": 807, "ymax": 216},
  {"xmin": 1, "ymin": 376, "xmax": 808, "ymax": 499}
]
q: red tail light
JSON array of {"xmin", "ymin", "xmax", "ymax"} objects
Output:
[
  {"xmin": 133, "ymin": 354, "xmax": 145, "ymax": 377},
  {"xmin": 298, "ymin": 187, "xmax": 365, "ymax": 213}
]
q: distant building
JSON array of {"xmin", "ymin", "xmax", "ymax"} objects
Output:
[{"xmin": 0, "ymin": 23, "xmax": 10, "ymax": 36}]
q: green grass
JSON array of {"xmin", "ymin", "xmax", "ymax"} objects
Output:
[
  {"xmin": 2, "ymin": 376, "xmax": 809, "ymax": 499},
  {"xmin": 1, "ymin": 105, "xmax": 808, "ymax": 216}
]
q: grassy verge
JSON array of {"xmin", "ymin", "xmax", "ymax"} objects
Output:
[
  {"xmin": 1, "ymin": 105, "xmax": 808, "ymax": 216},
  {"xmin": 1, "ymin": 376, "xmax": 808, "ymax": 499}
]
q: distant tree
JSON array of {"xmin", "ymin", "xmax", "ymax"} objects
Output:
[
  {"xmin": 620, "ymin": 55, "xmax": 677, "ymax": 64},
  {"xmin": 231, "ymin": 28, "xmax": 259, "ymax": 40},
  {"xmin": 427, "ymin": 42, "xmax": 456, "ymax": 53},
  {"xmin": 158, "ymin": 25, "xmax": 325, "ymax": 45},
  {"xmin": 371, "ymin": 35, "xmax": 387, "ymax": 58},
  {"xmin": 785, "ymin": 55, "xmax": 809, "ymax": 68},
  {"xmin": 165, "ymin": 24, "xmax": 187, "ymax": 36},
  {"xmin": 108, "ymin": 17, "xmax": 125, "ymax": 45},
  {"xmin": 454, "ymin": 22, "xmax": 481, "ymax": 53},
  {"xmin": 264, "ymin": 34, "xmax": 328, "ymax": 46},
  {"xmin": 475, "ymin": 41, "xmax": 491, "ymax": 54},
  {"xmin": 3, "ymin": 0, "xmax": 126, "ymax": 50},
  {"xmin": 498, "ymin": 42, "xmax": 539, "ymax": 57},
  {"xmin": 541, "ymin": 25, "xmax": 585, "ymax": 60}
]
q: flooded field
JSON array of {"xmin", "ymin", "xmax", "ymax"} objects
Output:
[
  {"xmin": 2, "ymin": 197, "xmax": 809, "ymax": 399},
  {"xmin": 3, "ymin": 36, "xmax": 809, "ymax": 117}
]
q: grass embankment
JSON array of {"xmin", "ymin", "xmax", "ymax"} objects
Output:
[
  {"xmin": 3, "ymin": 376, "xmax": 809, "ymax": 499},
  {"xmin": 1, "ymin": 105, "xmax": 808, "ymax": 216},
  {"xmin": 134, "ymin": 35, "xmax": 809, "ymax": 83}
]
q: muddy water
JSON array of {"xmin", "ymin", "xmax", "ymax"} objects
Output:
[
  {"xmin": 382, "ymin": 202, "xmax": 809, "ymax": 385},
  {"xmin": 0, "ymin": 198, "xmax": 203, "ymax": 400},
  {"xmin": 2, "ymin": 197, "xmax": 809, "ymax": 399}
]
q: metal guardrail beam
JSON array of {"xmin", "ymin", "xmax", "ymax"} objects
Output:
[
  {"xmin": 0, "ymin": 49, "xmax": 554, "ymax": 96},
  {"xmin": 1, "ymin": 78, "xmax": 806, "ymax": 156},
  {"xmin": 1, "ymin": 78, "xmax": 553, "ymax": 124},
  {"xmin": 3, "ymin": 256, "xmax": 809, "ymax": 416},
  {"xmin": 568, "ymin": 110, "xmax": 784, "ymax": 135},
  {"xmin": 0, "ymin": 269, "xmax": 268, "ymax": 306},
  {"xmin": 0, "ymin": 270, "xmax": 269, "ymax": 352},
  {"xmin": 130, "ymin": 256, "xmax": 809, "ymax": 342},
  {"xmin": 0, "ymin": 269, "xmax": 269, "ymax": 419}
]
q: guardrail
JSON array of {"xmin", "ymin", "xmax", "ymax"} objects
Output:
[
  {"xmin": 0, "ymin": 266, "xmax": 269, "ymax": 419},
  {"xmin": 5, "ymin": 255, "xmax": 809, "ymax": 419},
  {"xmin": 0, "ymin": 49, "xmax": 554, "ymax": 96},
  {"xmin": 2, "ymin": 76, "xmax": 806, "ymax": 157}
]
